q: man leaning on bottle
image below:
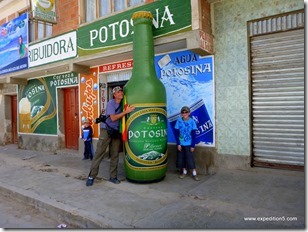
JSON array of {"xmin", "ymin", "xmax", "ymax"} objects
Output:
[{"xmin": 86, "ymin": 86, "xmax": 135, "ymax": 186}]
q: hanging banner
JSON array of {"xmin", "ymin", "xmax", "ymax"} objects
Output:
[
  {"xmin": 155, "ymin": 50, "xmax": 215, "ymax": 147},
  {"xmin": 18, "ymin": 72, "xmax": 78, "ymax": 134},
  {"xmin": 31, "ymin": 0, "xmax": 57, "ymax": 23},
  {"xmin": 0, "ymin": 13, "xmax": 29, "ymax": 75},
  {"xmin": 80, "ymin": 67, "xmax": 100, "ymax": 138}
]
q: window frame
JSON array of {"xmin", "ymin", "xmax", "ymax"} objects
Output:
[
  {"xmin": 29, "ymin": 19, "xmax": 53, "ymax": 42},
  {"xmin": 83, "ymin": 0, "xmax": 145, "ymax": 23},
  {"xmin": 19, "ymin": 9, "xmax": 53, "ymax": 43}
]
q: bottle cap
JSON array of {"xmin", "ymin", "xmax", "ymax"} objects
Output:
[{"xmin": 132, "ymin": 11, "xmax": 153, "ymax": 20}]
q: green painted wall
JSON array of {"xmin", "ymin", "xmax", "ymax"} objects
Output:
[{"xmin": 213, "ymin": 0, "xmax": 304, "ymax": 156}]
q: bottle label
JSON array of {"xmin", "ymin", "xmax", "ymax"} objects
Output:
[{"xmin": 125, "ymin": 105, "xmax": 167, "ymax": 167}]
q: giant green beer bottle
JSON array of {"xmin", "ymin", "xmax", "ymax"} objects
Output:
[{"xmin": 123, "ymin": 11, "xmax": 168, "ymax": 183}]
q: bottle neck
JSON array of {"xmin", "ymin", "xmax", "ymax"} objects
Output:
[{"xmin": 132, "ymin": 20, "xmax": 155, "ymax": 77}]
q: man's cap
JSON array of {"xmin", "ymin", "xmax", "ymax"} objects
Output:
[
  {"xmin": 181, "ymin": 106, "xmax": 190, "ymax": 113},
  {"xmin": 112, "ymin": 86, "xmax": 122, "ymax": 94}
]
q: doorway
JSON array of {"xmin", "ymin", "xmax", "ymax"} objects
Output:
[
  {"xmin": 248, "ymin": 11, "xmax": 304, "ymax": 170},
  {"xmin": 11, "ymin": 95, "xmax": 18, "ymax": 144},
  {"xmin": 107, "ymin": 81, "xmax": 127, "ymax": 152},
  {"xmin": 64, "ymin": 87, "xmax": 79, "ymax": 149}
]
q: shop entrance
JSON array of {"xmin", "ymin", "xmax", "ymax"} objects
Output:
[
  {"xmin": 107, "ymin": 81, "xmax": 127, "ymax": 98},
  {"xmin": 107, "ymin": 81, "xmax": 127, "ymax": 153},
  {"xmin": 99, "ymin": 70, "xmax": 131, "ymax": 152},
  {"xmin": 64, "ymin": 87, "xmax": 79, "ymax": 149},
  {"xmin": 248, "ymin": 11, "xmax": 304, "ymax": 170}
]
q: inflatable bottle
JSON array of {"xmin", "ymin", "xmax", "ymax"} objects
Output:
[{"xmin": 123, "ymin": 11, "xmax": 168, "ymax": 183}]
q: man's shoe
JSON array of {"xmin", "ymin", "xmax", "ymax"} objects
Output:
[
  {"xmin": 192, "ymin": 175, "xmax": 200, "ymax": 181},
  {"xmin": 86, "ymin": 177, "xmax": 94, "ymax": 186},
  {"xmin": 109, "ymin": 177, "xmax": 121, "ymax": 184}
]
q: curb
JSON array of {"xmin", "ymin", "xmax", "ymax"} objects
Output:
[{"xmin": 0, "ymin": 181, "xmax": 131, "ymax": 228}]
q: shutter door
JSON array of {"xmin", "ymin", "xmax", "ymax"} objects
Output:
[{"xmin": 251, "ymin": 28, "xmax": 304, "ymax": 170}]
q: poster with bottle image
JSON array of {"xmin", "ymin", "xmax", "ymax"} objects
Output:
[
  {"xmin": 154, "ymin": 50, "xmax": 215, "ymax": 146},
  {"xmin": 18, "ymin": 72, "xmax": 78, "ymax": 134}
]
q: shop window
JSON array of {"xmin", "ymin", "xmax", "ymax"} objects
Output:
[
  {"xmin": 29, "ymin": 20, "xmax": 52, "ymax": 42},
  {"xmin": 85, "ymin": 0, "xmax": 145, "ymax": 23},
  {"xmin": 86, "ymin": 0, "xmax": 97, "ymax": 22},
  {"xmin": 19, "ymin": 8, "xmax": 52, "ymax": 43}
]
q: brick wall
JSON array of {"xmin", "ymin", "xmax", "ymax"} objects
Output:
[
  {"xmin": 52, "ymin": 0, "xmax": 156, "ymax": 36},
  {"xmin": 8, "ymin": 13, "xmax": 17, "ymax": 21},
  {"xmin": 0, "ymin": 12, "xmax": 21, "ymax": 24},
  {"xmin": 200, "ymin": 0, "xmax": 211, "ymax": 34},
  {"xmin": 52, "ymin": 0, "xmax": 79, "ymax": 36}
]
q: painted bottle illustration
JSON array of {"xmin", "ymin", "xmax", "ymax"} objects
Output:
[
  {"xmin": 168, "ymin": 99, "xmax": 214, "ymax": 145},
  {"xmin": 18, "ymin": 78, "xmax": 56, "ymax": 134},
  {"xmin": 123, "ymin": 11, "xmax": 168, "ymax": 183},
  {"xmin": 18, "ymin": 97, "xmax": 31, "ymax": 133}
]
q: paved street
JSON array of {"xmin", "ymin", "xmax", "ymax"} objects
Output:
[{"xmin": 0, "ymin": 144, "xmax": 305, "ymax": 229}]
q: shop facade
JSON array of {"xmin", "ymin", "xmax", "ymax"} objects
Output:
[{"xmin": 75, "ymin": 0, "xmax": 215, "ymax": 173}]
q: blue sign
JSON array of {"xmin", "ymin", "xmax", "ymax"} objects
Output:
[
  {"xmin": 155, "ymin": 50, "xmax": 215, "ymax": 146},
  {"xmin": 0, "ymin": 13, "xmax": 29, "ymax": 75}
]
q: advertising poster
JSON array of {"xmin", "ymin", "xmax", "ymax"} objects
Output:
[
  {"xmin": 18, "ymin": 72, "xmax": 79, "ymax": 134},
  {"xmin": 79, "ymin": 68, "xmax": 100, "ymax": 138},
  {"xmin": 31, "ymin": 0, "xmax": 57, "ymax": 23},
  {"xmin": 0, "ymin": 13, "xmax": 28, "ymax": 75},
  {"xmin": 154, "ymin": 50, "xmax": 215, "ymax": 146}
]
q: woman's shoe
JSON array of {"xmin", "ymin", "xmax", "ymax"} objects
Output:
[
  {"xmin": 179, "ymin": 173, "xmax": 186, "ymax": 179},
  {"xmin": 192, "ymin": 175, "xmax": 200, "ymax": 181}
]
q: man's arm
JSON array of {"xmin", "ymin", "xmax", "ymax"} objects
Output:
[{"xmin": 110, "ymin": 104, "xmax": 135, "ymax": 121}]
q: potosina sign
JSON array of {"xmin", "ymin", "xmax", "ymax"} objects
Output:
[{"xmin": 77, "ymin": 0, "xmax": 192, "ymax": 56}]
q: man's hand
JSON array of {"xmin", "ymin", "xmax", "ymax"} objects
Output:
[{"xmin": 124, "ymin": 104, "xmax": 135, "ymax": 114}]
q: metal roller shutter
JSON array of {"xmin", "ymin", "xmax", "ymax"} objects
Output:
[{"xmin": 250, "ymin": 28, "xmax": 304, "ymax": 170}]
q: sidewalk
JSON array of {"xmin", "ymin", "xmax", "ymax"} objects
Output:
[{"xmin": 0, "ymin": 144, "xmax": 305, "ymax": 229}]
